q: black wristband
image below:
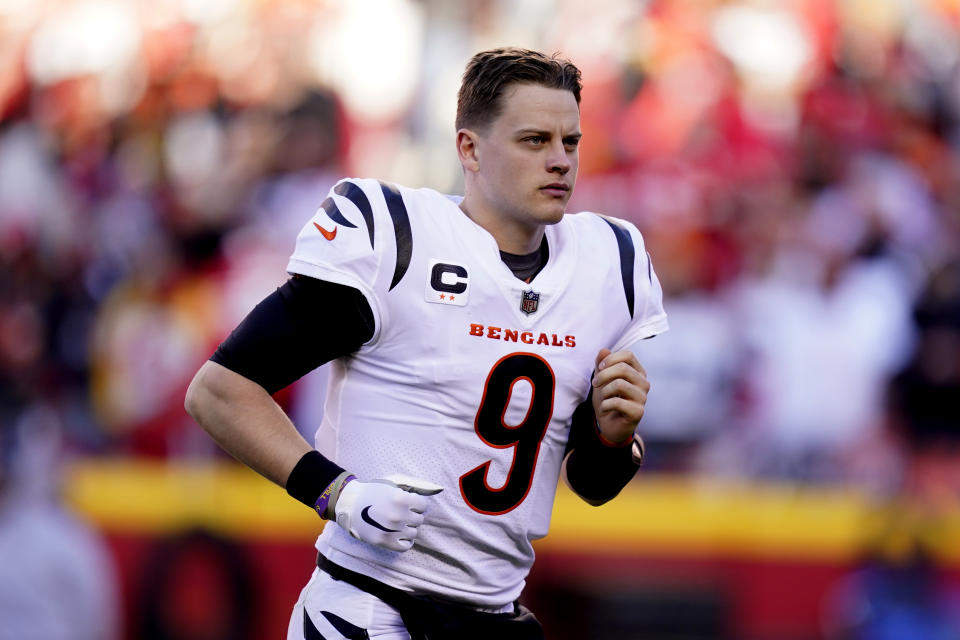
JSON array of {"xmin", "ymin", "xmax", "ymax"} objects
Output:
[
  {"xmin": 285, "ymin": 450, "xmax": 347, "ymax": 509},
  {"xmin": 565, "ymin": 423, "xmax": 641, "ymax": 503}
]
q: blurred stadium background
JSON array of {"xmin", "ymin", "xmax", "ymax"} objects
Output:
[{"xmin": 2, "ymin": 0, "xmax": 960, "ymax": 638}]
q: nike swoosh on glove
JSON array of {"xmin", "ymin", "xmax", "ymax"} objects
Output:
[{"xmin": 334, "ymin": 477, "xmax": 443, "ymax": 552}]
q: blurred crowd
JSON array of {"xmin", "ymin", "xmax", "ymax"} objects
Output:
[
  {"xmin": 2, "ymin": 0, "xmax": 960, "ymax": 495},
  {"xmin": 2, "ymin": 0, "xmax": 960, "ymax": 637}
]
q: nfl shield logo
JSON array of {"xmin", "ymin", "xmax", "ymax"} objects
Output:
[{"xmin": 520, "ymin": 290, "xmax": 540, "ymax": 315}]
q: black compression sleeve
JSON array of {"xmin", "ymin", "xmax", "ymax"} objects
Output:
[
  {"xmin": 210, "ymin": 275, "xmax": 374, "ymax": 394},
  {"xmin": 564, "ymin": 395, "xmax": 640, "ymax": 503}
]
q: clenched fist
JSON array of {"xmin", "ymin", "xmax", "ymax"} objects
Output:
[
  {"xmin": 334, "ymin": 476, "xmax": 442, "ymax": 552},
  {"xmin": 591, "ymin": 348, "xmax": 650, "ymax": 445}
]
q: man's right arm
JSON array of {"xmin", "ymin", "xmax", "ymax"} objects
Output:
[
  {"xmin": 184, "ymin": 274, "xmax": 373, "ymax": 489},
  {"xmin": 184, "ymin": 275, "xmax": 438, "ymax": 551},
  {"xmin": 185, "ymin": 359, "xmax": 313, "ymax": 487}
]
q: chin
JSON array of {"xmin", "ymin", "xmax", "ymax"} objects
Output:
[
  {"xmin": 539, "ymin": 203, "xmax": 567, "ymax": 223},
  {"xmin": 532, "ymin": 191, "xmax": 571, "ymax": 222},
  {"xmin": 543, "ymin": 211, "xmax": 565, "ymax": 224}
]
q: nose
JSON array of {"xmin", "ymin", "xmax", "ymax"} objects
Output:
[{"xmin": 547, "ymin": 140, "xmax": 570, "ymax": 175}]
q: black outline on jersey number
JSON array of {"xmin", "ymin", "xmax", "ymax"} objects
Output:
[{"xmin": 459, "ymin": 352, "xmax": 556, "ymax": 515}]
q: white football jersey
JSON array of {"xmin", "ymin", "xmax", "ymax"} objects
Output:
[{"xmin": 287, "ymin": 179, "xmax": 668, "ymax": 607}]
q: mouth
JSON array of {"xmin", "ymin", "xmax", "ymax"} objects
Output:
[{"xmin": 539, "ymin": 183, "xmax": 570, "ymax": 198}]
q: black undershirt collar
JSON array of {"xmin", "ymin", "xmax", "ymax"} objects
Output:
[{"xmin": 500, "ymin": 236, "xmax": 549, "ymax": 284}]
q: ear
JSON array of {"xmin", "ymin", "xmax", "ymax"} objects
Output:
[{"xmin": 456, "ymin": 129, "xmax": 480, "ymax": 172}]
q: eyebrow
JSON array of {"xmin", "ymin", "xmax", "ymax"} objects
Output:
[{"xmin": 515, "ymin": 128, "xmax": 583, "ymax": 139}]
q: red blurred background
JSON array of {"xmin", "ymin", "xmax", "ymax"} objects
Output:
[{"xmin": 2, "ymin": 1, "xmax": 960, "ymax": 638}]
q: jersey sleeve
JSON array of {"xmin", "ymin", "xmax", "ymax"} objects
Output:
[
  {"xmin": 606, "ymin": 218, "xmax": 669, "ymax": 351},
  {"xmin": 286, "ymin": 178, "xmax": 387, "ymax": 341},
  {"xmin": 210, "ymin": 276, "xmax": 374, "ymax": 394}
]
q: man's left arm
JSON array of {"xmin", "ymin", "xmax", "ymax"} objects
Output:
[{"xmin": 561, "ymin": 348, "xmax": 648, "ymax": 506}]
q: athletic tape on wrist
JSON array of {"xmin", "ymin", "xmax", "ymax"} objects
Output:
[{"xmin": 316, "ymin": 471, "xmax": 355, "ymax": 519}]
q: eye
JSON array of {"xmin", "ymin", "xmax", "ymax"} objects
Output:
[
  {"xmin": 563, "ymin": 138, "xmax": 580, "ymax": 149},
  {"xmin": 524, "ymin": 135, "xmax": 545, "ymax": 145}
]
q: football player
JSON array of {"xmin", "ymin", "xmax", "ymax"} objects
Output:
[{"xmin": 185, "ymin": 47, "xmax": 667, "ymax": 640}]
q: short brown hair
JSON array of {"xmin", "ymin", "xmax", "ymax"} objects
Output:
[{"xmin": 456, "ymin": 47, "xmax": 582, "ymax": 132}]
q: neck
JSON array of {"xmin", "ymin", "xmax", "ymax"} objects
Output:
[{"xmin": 459, "ymin": 197, "xmax": 544, "ymax": 255}]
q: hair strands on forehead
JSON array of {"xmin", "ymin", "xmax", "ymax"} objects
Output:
[{"xmin": 456, "ymin": 47, "xmax": 582, "ymax": 132}]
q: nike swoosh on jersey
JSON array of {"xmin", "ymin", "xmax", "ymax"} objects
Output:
[
  {"xmin": 360, "ymin": 505, "xmax": 399, "ymax": 532},
  {"xmin": 313, "ymin": 222, "xmax": 337, "ymax": 241}
]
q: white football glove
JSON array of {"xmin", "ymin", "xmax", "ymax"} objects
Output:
[{"xmin": 334, "ymin": 475, "xmax": 443, "ymax": 552}]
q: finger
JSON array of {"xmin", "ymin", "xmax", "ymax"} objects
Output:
[
  {"xmin": 597, "ymin": 378, "xmax": 647, "ymax": 403},
  {"xmin": 593, "ymin": 361, "xmax": 646, "ymax": 387},
  {"xmin": 404, "ymin": 510, "xmax": 425, "ymax": 529},
  {"xmin": 369, "ymin": 478, "xmax": 400, "ymax": 489},
  {"xmin": 599, "ymin": 396, "xmax": 645, "ymax": 421},
  {"xmin": 593, "ymin": 362, "xmax": 649, "ymax": 390},
  {"xmin": 594, "ymin": 350, "xmax": 646, "ymax": 381},
  {"xmin": 595, "ymin": 348, "xmax": 612, "ymax": 370},
  {"xmin": 403, "ymin": 485, "xmax": 443, "ymax": 496},
  {"xmin": 597, "ymin": 349, "xmax": 645, "ymax": 375},
  {"xmin": 384, "ymin": 473, "xmax": 444, "ymax": 495},
  {"xmin": 404, "ymin": 493, "xmax": 430, "ymax": 515},
  {"xmin": 394, "ymin": 537, "xmax": 415, "ymax": 552}
]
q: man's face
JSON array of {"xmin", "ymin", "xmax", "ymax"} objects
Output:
[{"xmin": 469, "ymin": 83, "xmax": 581, "ymax": 234}]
